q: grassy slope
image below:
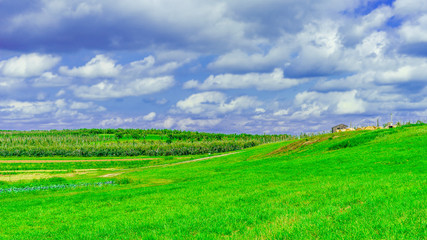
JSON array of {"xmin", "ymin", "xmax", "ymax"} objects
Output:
[{"xmin": 0, "ymin": 125, "xmax": 425, "ymax": 239}]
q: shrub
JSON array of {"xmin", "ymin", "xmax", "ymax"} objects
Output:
[{"xmin": 115, "ymin": 132, "xmax": 124, "ymax": 139}]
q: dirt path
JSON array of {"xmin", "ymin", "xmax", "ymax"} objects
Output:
[
  {"xmin": 0, "ymin": 158, "xmax": 159, "ymax": 163},
  {"xmin": 0, "ymin": 152, "xmax": 240, "ymax": 165},
  {"xmin": 138, "ymin": 151, "xmax": 241, "ymax": 169},
  {"xmin": 100, "ymin": 172, "xmax": 124, "ymax": 178},
  {"xmin": 97, "ymin": 152, "xmax": 241, "ymax": 177},
  {"xmin": 0, "ymin": 152, "xmax": 242, "ymax": 181}
]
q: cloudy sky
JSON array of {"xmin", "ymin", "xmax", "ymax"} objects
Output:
[{"xmin": 0, "ymin": 0, "xmax": 426, "ymax": 134}]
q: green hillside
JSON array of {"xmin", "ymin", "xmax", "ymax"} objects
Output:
[{"xmin": 0, "ymin": 124, "xmax": 425, "ymax": 239}]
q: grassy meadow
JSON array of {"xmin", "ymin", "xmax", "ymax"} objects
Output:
[{"xmin": 0, "ymin": 124, "xmax": 425, "ymax": 239}]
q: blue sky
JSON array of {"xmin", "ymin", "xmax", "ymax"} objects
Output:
[{"xmin": 0, "ymin": 0, "xmax": 426, "ymax": 134}]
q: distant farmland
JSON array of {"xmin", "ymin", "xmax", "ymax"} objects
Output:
[{"xmin": 0, "ymin": 128, "xmax": 292, "ymax": 157}]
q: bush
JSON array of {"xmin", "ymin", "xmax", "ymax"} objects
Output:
[
  {"xmin": 116, "ymin": 178, "xmax": 132, "ymax": 184},
  {"xmin": 115, "ymin": 132, "xmax": 124, "ymax": 139},
  {"xmin": 131, "ymin": 133, "xmax": 141, "ymax": 139}
]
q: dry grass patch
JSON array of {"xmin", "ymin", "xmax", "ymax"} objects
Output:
[
  {"xmin": 268, "ymin": 136, "xmax": 331, "ymax": 156},
  {"xmin": 100, "ymin": 172, "xmax": 124, "ymax": 178},
  {"xmin": 0, "ymin": 172, "xmax": 76, "ymax": 182}
]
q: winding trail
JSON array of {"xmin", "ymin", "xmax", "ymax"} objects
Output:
[
  {"xmin": 100, "ymin": 172, "xmax": 124, "ymax": 178},
  {"xmin": 0, "ymin": 152, "xmax": 242, "ymax": 175},
  {"xmin": 97, "ymin": 152, "xmax": 242, "ymax": 178},
  {"xmin": 99, "ymin": 152, "xmax": 242, "ymax": 176},
  {"xmin": 138, "ymin": 151, "xmax": 241, "ymax": 169},
  {"xmin": 0, "ymin": 152, "xmax": 243, "ymax": 181}
]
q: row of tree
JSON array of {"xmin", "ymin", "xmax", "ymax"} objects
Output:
[
  {"xmin": 0, "ymin": 139, "xmax": 259, "ymax": 157},
  {"xmin": 0, "ymin": 128, "xmax": 295, "ymax": 157}
]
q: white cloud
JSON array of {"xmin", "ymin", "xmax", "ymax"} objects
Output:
[
  {"xmin": 100, "ymin": 117, "xmax": 130, "ymax": 127},
  {"xmin": 72, "ymin": 76, "xmax": 175, "ymax": 100},
  {"xmin": 99, "ymin": 112, "xmax": 156, "ymax": 127},
  {"xmin": 126, "ymin": 55, "xmax": 183, "ymax": 76},
  {"xmin": 414, "ymin": 109, "xmax": 427, "ymax": 118},
  {"xmin": 148, "ymin": 116, "xmax": 224, "ymax": 131},
  {"xmin": 291, "ymin": 90, "xmax": 366, "ymax": 119},
  {"xmin": 300, "ymin": 21, "xmax": 341, "ymax": 55},
  {"xmin": 2, "ymin": 0, "xmax": 367, "ymax": 55},
  {"xmin": 393, "ymin": 0, "xmax": 427, "ymax": 16},
  {"xmin": 0, "ymin": 53, "xmax": 60, "ymax": 78},
  {"xmin": 8, "ymin": 1, "xmax": 102, "ymax": 31},
  {"xmin": 273, "ymin": 109, "xmax": 289, "ymax": 116},
  {"xmin": 57, "ymin": 54, "xmax": 183, "ymax": 100},
  {"xmin": 205, "ymin": 12, "xmax": 393, "ymax": 76},
  {"xmin": 142, "ymin": 112, "xmax": 156, "ymax": 121},
  {"xmin": 207, "ymin": 45, "xmax": 290, "ymax": 72},
  {"xmin": 354, "ymin": 31, "xmax": 389, "ymax": 60},
  {"xmin": 0, "ymin": 100, "xmax": 56, "ymax": 118},
  {"xmin": 182, "ymin": 80, "xmax": 199, "ymax": 89},
  {"xmin": 70, "ymin": 101, "xmax": 106, "ymax": 111},
  {"xmin": 379, "ymin": 62, "xmax": 427, "ymax": 83},
  {"xmin": 59, "ymin": 55, "xmax": 122, "ymax": 78},
  {"xmin": 0, "ymin": 98, "xmax": 111, "ymax": 130},
  {"xmin": 176, "ymin": 91, "xmax": 225, "ymax": 115},
  {"xmin": 176, "ymin": 118, "xmax": 222, "ymax": 130},
  {"xmin": 184, "ymin": 68, "xmax": 301, "ymax": 91},
  {"xmin": 314, "ymin": 73, "xmax": 373, "ymax": 91},
  {"xmin": 0, "ymin": 99, "xmax": 102, "ymax": 120},
  {"xmin": 56, "ymin": 89, "xmax": 66, "ymax": 97},
  {"xmin": 314, "ymin": 57, "xmax": 427, "ymax": 91},
  {"xmin": 58, "ymin": 54, "xmax": 182, "ymax": 83},
  {"xmin": 255, "ymin": 108, "xmax": 266, "ymax": 113},
  {"xmin": 285, "ymin": 20, "xmax": 347, "ymax": 76},
  {"xmin": 176, "ymin": 91, "xmax": 260, "ymax": 116},
  {"xmin": 156, "ymin": 98, "xmax": 168, "ymax": 105},
  {"xmin": 70, "ymin": 2, "xmax": 103, "ymax": 18},
  {"xmin": 335, "ymin": 92, "xmax": 366, "ymax": 115},
  {"xmin": 349, "ymin": 6, "xmax": 393, "ymax": 39},
  {"xmin": 155, "ymin": 50, "xmax": 199, "ymax": 63},
  {"xmin": 398, "ymin": 15, "xmax": 427, "ymax": 43},
  {"xmin": 221, "ymin": 96, "xmax": 260, "ymax": 113},
  {"xmin": 36, "ymin": 92, "xmax": 46, "ymax": 100},
  {"xmin": 127, "ymin": 56, "xmax": 155, "ymax": 73},
  {"xmin": 32, "ymin": 72, "xmax": 70, "ymax": 87},
  {"xmin": 0, "ymin": 77, "xmax": 24, "ymax": 89},
  {"xmin": 163, "ymin": 117, "xmax": 175, "ymax": 128}
]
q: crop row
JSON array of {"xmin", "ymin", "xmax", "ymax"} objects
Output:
[
  {"xmin": 0, "ymin": 128, "xmax": 292, "ymax": 141},
  {"xmin": 0, "ymin": 128, "xmax": 295, "ymax": 157},
  {"xmin": 0, "ymin": 139, "xmax": 261, "ymax": 157}
]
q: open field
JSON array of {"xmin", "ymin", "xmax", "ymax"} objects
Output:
[{"xmin": 0, "ymin": 123, "xmax": 425, "ymax": 239}]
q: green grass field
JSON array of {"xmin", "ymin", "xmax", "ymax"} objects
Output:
[{"xmin": 0, "ymin": 124, "xmax": 425, "ymax": 239}]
